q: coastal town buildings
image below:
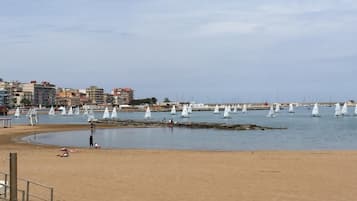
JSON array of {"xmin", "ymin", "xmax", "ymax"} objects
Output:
[
  {"xmin": 0, "ymin": 88, "xmax": 9, "ymax": 115},
  {"xmin": 104, "ymin": 93, "xmax": 114, "ymax": 105},
  {"xmin": 0, "ymin": 89, "xmax": 8, "ymax": 106},
  {"xmin": 112, "ymin": 88, "xmax": 134, "ymax": 105},
  {"xmin": 79, "ymin": 90, "xmax": 90, "ymax": 106},
  {"xmin": 56, "ymin": 88, "xmax": 81, "ymax": 106},
  {"xmin": 86, "ymin": 86, "xmax": 104, "ymax": 105},
  {"xmin": 22, "ymin": 81, "xmax": 56, "ymax": 107},
  {"xmin": 0, "ymin": 80, "xmax": 23, "ymax": 107},
  {"xmin": 0, "ymin": 78, "xmax": 136, "ymax": 108}
]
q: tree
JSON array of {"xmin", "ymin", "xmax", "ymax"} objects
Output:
[
  {"xmin": 151, "ymin": 97, "xmax": 157, "ymax": 104},
  {"xmin": 130, "ymin": 97, "xmax": 158, "ymax": 105},
  {"xmin": 163, "ymin": 97, "xmax": 170, "ymax": 103},
  {"xmin": 20, "ymin": 98, "xmax": 31, "ymax": 106}
]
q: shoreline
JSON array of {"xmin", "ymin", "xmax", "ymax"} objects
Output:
[{"xmin": 1, "ymin": 125, "xmax": 357, "ymax": 201}]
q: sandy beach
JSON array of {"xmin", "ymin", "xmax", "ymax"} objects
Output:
[{"xmin": 1, "ymin": 124, "xmax": 357, "ymax": 201}]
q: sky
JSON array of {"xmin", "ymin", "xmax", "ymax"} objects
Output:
[{"xmin": 1, "ymin": 0, "xmax": 357, "ymax": 103}]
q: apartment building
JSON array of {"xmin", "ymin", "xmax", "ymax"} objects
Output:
[
  {"xmin": 56, "ymin": 88, "xmax": 81, "ymax": 106},
  {"xmin": 22, "ymin": 81, "xmax": 56, "ymax": 106},
  {"xmin": 86, "ymin": 86, "xmax": 104, "ymax": 105},
  {"xmin": 0, "ymin": 89, "xmax": 8, "ymax": 106},
  {"xmin": 112, "ymin": 88, "xmax": 134, "ymax": 105}
]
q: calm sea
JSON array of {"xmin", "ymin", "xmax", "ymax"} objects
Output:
[{"xmin": 20, "ymin": 106, "xmax": 357, "ymax": 151}]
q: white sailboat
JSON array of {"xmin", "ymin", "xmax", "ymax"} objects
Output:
[
  {"xmin": 181, "ymin": 104, "xmax": 189, "ymax": 118},
  {"xmin": 103, "ymin": 107, "xmax": 110, "ymax": 119},
  {"xmin": 354, "ymin": 104, "xmax": 357, "ymax": 116},
  {"xmin": 223, "ymin": 106, "xmax": 231, "ymax": 118},
  {"xmin": 170, "ymin": 105, "xmax": 176, "ymax": 115},
  {"xmin": 187, "ymin": 104, "xmax": 193, "ymax": 114},
  {"xmin": 335, "ymin": 103, "xmax": 342, "ymax": 117},
  {"xmin": 67, "ymin": 107, "xmax": 73, "ymax": 116},
  {"xmin": 48, "ymin": 106, "xmax": 55, "ymax": 116},
  {"xmin": 288, "ymin": 103, "xmax": 294, "ymax": 113},
  {"xmin": 233, "ymin": 105, "xmax": 237, "ymax": 113},
  {"xmin": 83, "ymin": 105, "xmax": 89, "ymax": 115},
  {"xmin": 32, "ymin": 108, "xmax": 38, "ymax": 124},
  {"xmin": 267, "ymin": 105, "xmax": 276, "ymax": 118},
  {"xmin": 213, "ymin": 105, "xmax": 220, "ymax": 114},
  {"xmin": 74, "ymin": 106, "xmax": 80, "ymax": 115},
  {"xmin": 275, "ymin": 103, "xmax": 280, "ymax": 113},
  {"xmin": 111, "ymin": 107, "xmax": 118, "ymax": 119},
  {"xmin": 14, "ymin": 107, "xmax": 20, "ymax": 118},
  {"xmin": 341, "ymin": 102, "xmax": 348, "ymax": 116},
  {"xmin": 242, "ymin": 104, "xmax": 247, "ymax": 113},
  {"xmin": 27, "ymin": 108, "xmax": 38, "ymax": 126},
  {"xmin": 312, "ymin": 103, "xmax": 320, "ymax": 117},
  {"xmin": 60, "ymin": 106, "xmax": 67, "ymax": 115},
  {"xmin": 87, "ymin": 108, "xmax": 96, "ymax": 122},
  {"xmin": 144, "ymin": 106, "xmax": 151, "ymax": 119}
]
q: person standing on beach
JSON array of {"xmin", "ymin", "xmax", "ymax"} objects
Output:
[{"xmin": 89, "ymin": 134, "xmax": 93, "ymax": 147}]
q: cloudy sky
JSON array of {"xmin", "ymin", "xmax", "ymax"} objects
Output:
[{"xmin": 1, "ymin": 0, "xmax": 357, "ymax": 103}]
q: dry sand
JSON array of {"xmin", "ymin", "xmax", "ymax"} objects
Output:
[{"xmin": 1, "ymin": 124, "xmax": 357, "ymax": 201}]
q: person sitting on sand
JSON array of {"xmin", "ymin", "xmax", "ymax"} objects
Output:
[
  {"xmin": 94, "ymin": 143, "xmax": 101, "ymax": 149},
  {"xmin": 57, "ymin": 149, "xmax": 69, "ymax": 157}
]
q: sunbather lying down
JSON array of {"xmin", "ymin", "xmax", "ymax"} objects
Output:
[{"xmin": 57, "ymin": 150, "xmax": 69, "ymax": 157}]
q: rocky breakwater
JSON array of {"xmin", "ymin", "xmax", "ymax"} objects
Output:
[{"xmin": 95, "ymin": 119, "xmax": 285, "ymax": 131}]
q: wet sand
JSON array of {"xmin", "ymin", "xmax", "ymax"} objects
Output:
[{"xmin": 1, "ymin": 124, "xmax": 357, "ymax": 201}]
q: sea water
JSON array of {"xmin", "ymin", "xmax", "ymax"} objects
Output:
[{"xmin": 21, "ymin": 106, "xmax": 357, "ymax": 151}]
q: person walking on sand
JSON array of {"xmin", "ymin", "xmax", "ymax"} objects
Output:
[{"xmin": 89, "ymin": 134, "xmax": 93, "ymax": 147}]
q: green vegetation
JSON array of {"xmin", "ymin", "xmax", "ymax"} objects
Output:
[
  {"xmin": 163, "ymin": 97, "xmax": 171, "ymax": 103},
  {"xmin": 130, "ymin": 97, "xmax": 157, "ymax": 105},
  {"xmin": 20, "ymin": 98, "xmax": 31, "ymax": 106}
]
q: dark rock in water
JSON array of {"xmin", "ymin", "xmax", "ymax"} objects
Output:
[{"xmin": 96, "ymin": 119, "xmax": 286, "ymax": 131}]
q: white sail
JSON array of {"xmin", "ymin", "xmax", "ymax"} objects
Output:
[
  {"xmin": 233, "ymin": 105, "xmax": 237, "ymax": 113},
  {"xmin": 223, "ymin": 106, "xmax": 230, "ymax": 118},
  {"xmin": 87, "ymin": 108, "xmax": 96, "ymax": 122},
  {"xmin": 213, "ymin": 105, "xmax": 220, "ymax": 114},
  {"xmin": 32, "ymin": 108, "xmax": 38, "ymax": 124},
  {"xmin": 335, "ymin": 103, "xmax": 342, "ymax": 116},
  {"xmin": 111, "ymin": 107, "xmax": 118, "ymax": 119},
  {"xmin": 26, "ymin": 108, "xmax": 32, "ymax": 118},
  {"xmin": 144, "ymin": 106, "xmax": 151, "ymax": 119},
  {"xmin": 60, "ymin": 106, "xmax": 67, "ymax": 115},
  {"xmin": 14, "ymin": 107, "xmax": 20, "ymax": 118},
  {"xmin": 187, "ymin": 104, "xmax": 193, "ymax": 114},
  {"xmin": 48, "ymin": 106, "xmax": 55, "ymax": 116},
  {"xmin": 275, "ymin": 103, "xmax": 280, "ymax": 113},
  {"xmin": 28, "ymin": 109, "xmax": 34, "ymax": 126},
  {"xmin": 170, "ymin": 105, "xmax": 176, "ymax": 115},
  {"xmin": 312, "ymin": 103, "xmax": 320, "ymax": 117},
  {"xmin": 83, "ymin": 105, "xmax": 89, "ymax": 115},
  {"xmin": 242, "ymin": 104, "xmax": 247, "ymax": 113},
  {"xmin": 341, "ymin": 102, "xmax": 348, "ymax": 116},
  {"xmin": 103, "ymin": 107, "xmax": 110, "ymax": 119},
  {"xmin": 267, "ymin": 105, "xmax": 276, "ymax": 118},
  {"xmin": 288, "ymin": 103, "xmax": 294, "ymax": 113},
  {"xmin": 354, "ymin": 104, "xmax": 357, "ymax": 116},
  {"xmin": 67, "ymin": 107, "xmax": 73, "ymax": 115},
  {"xmin": 74, "ymin": 106, "xmax": 80, "ymax": 115},
  {"xmin": 181, "ymin": 104, "xmax": 189, "ymax": 118},
  {"xmin": 27, "ymin": 108, "xmax": 38, "ymax": 126}
]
